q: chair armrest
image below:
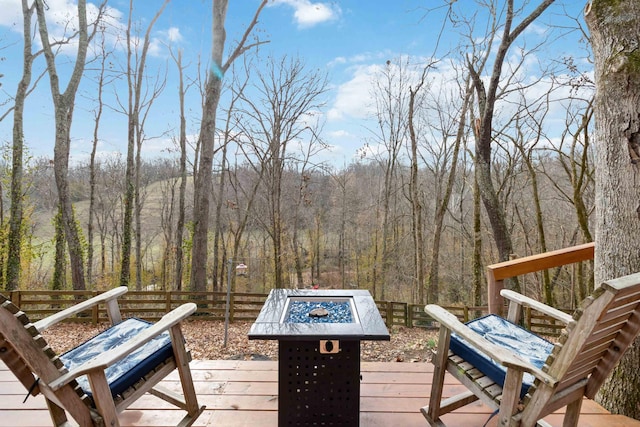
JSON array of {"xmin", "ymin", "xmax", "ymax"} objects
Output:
[
  {"xmin": 500, "ymin": 289, "xmax": 574, "ymax": 325},
  {"xmin": 48, "ymin": 302, "xmax": 196, "ymax": 391},
  {"xmin": 425, "ymin": 304, "xmax": 557, "ymax": 387},
  {"xmin": 33, "ymin": 287, "xmax": 128, "ymax": 332}
]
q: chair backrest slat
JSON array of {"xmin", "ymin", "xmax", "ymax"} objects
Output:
[
  {"xmin": 0, "ymin": 335, "xmax": 39, "ymax": 395},
  {"xmin": 541, "ymin": 276, "xmax": 640, "ymax": 398},
  {"xmin": 0, "ymin": 295, "xmax": 88, "ymax": 405},
  {"xmin": 585, "ymin": 308, "xmax": 640, "ymax": 397}
]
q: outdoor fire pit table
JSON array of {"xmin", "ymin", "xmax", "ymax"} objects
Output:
[{"xmin": 248, "ymin": 289, "xmax": 390, "ymax": 426}]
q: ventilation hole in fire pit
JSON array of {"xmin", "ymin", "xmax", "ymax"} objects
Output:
[{"xmin": 280, "ymin": 340, "xmax": 360, "ymax": 426}]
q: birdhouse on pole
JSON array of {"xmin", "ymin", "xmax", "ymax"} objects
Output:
[{"xmin": 236, "ymin": 263, "xmax": 248, "ymax": 276}]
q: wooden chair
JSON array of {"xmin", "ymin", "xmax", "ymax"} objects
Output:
[
  {"xmin": 0, "ymin": 286, "xmax": 205, "ymax": 427},
  {"xmin": 422, "ymin": 272, "xmax": 640, "ymax": 427}
]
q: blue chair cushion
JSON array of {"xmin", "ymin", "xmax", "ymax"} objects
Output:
[
  {"xmin": 59, "ymin": 318, "xmax": 173, "ymax": 397},
  {"xmin": 449, "ymin": 314, "xmax": 554, "ymax": 397}
]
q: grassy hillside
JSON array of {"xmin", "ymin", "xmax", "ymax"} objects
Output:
[{"xmin": 30, "ymin": 177, "xmax": 194, "ymax": 285}]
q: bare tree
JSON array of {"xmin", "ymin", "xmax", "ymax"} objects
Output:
[
  {"xmin": 467, "ymin": 0, "xmax": 555, "ymax": 270},
  {"xmin": 169, "ymin": 48, "xmax": 190, "ymax": 291},
  {"xmin": 209, "ymin": 60, "xmax": 253, "ymax": 292},
  {"xmin": 496, "ymin": 82, "xmax": 563, "ymax": 305},
  {"xmin": 34, "ymin": 0, "xmax": 106, "ymax": 291},
  {"xmin": 235, "ymin": 55, "xmax": 328, "ymax": 288},
  {"xmin": 585, "ymin": 0, "xmax": 640, "ymax": 418},
  {"xmin": 120, "ymin": 0, "xmax": 168, "ymax": 289},
  {"xmin": 86, "ymin": 27, "xmax": 113, "ymax": 288},
  {"xmin": 6, "ymin": 0, "xmax": 37, "ymax": 291},
  {"xmin": 369, "ymin": 58, "xmax": 411, "ymax": 300},
  {"xmin": 407, "ymin": 70, "xmax": 427, "ymax": 303},
  {"xmin": 544, "ymin": 99, "xmax": 594, "ymax": 245},
  {"xmin": 424, "ymin": 74, "xmax": 473, "ymax": 304},
  {"xmin": 287, "ymin": 131, "xmax": 327, "ymax": 287},
  {"xmin": 94, "ymin": 155, "xmax": 126, "ymax": 281},
  {"xmin": 543, "ymin": 98, "xmax": 595, "ymax": 305},
  {"xmin": 159, "ymin": 171, "xmax": 178, "ymax": 289},
  {"xmin": 190, "ymin": 0, "xmax": 267, "ymax": 293}
]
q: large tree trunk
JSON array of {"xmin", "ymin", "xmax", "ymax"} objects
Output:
[
  {"xmin": 121, "ymin": 0, "xmax": 167, "ymax": 289},
  {"xmin": 35, "ymin": 0, "xmax": 94, "ymax": 291},
  {"xmin": 408, "ymin": 76, "xmax": 425, "ymax": 304},
  {"xmin": 191, "ymin": 0, "xmax": 227, "ymax": 293},
  {"xmin": 87, "ymin": 32, "xmax": 108, "ymax": 288},
  {"xmin": 191, "ymin": 0, "xmax": 266, "ymax": 293},
  {"xmin": 586, "ymin": 0, "xmax": 640, "ymax": 419},
  {"xmin": 169, "ymin": 49, "xmax": 187, "ymax": 291},
  {"xmin": 469, "ymin": 0, "xmax": 554, "ymax": 273},
  {"xmin": 6, "ymin": 0, "xmax": 36, "ymax": 291}
]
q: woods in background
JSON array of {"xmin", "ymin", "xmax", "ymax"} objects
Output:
[{"xmin": 0, "ymin": 0, "xmax": 595, "ymax": 310}]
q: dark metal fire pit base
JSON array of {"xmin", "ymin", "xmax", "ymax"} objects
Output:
[
  {"xmin": 248, "ymin": 290, "xmax": 390, "ymax": 427},
  {"xmin": 279, "ymin": 340, "xmax": 360, "ymax": 426}
]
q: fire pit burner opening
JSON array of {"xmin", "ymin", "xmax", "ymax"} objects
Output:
[{"xmin": 282, "ymin": 297, "xmax": 357, "ymax": 324}]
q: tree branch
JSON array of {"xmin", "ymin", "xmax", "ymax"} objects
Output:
[{"xmin": 223, "ymin": 0, "xmax": 269, "ymax": 72}]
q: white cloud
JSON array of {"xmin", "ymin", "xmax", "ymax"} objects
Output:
[
  {"xmin": 148, "ymin": 38, "xmax": 163, "ymax": 57},
  {"xmin": 327, "ymin": 64, "xmax": 380, "ymax": 121},
  {"xmin": 0, "ymin": 0, "xmax": 126, "ymax": 59},
  {"xmin": 526, "ymin": 23, "xmax": 548, "ymax": 37},
  {"xmin": 328, "ymin": 51, "xmax": 390, "ymax": 68},
  {"xmin": 138, "ymin": 27, "xmax": 183, "ymax": 58},
  {"xmin": 327, "ymin": 56, "xmax": 347, "ymax": 67},
  {"xmin": 327, "ymin": 129, "xmax": 352, "ymax": 139},
  {"xmin": 166, "ymin": 27, "xmax": 182, "ymax": 43},
  {"xmin": 0, "ymin": 0, "xmax": 81, "ymax": 36},
  {"xmin": 0, "ymin": 0, "xmax": 21, "ymax": 29},
  {"xmin": 271, "ymin": 0, "xmax": 341, "ymax": 29}
]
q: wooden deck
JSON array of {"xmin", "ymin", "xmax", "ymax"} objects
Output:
[{"xmin": 2, "ymin": 360, "xmax": 639, "ymax": 427}]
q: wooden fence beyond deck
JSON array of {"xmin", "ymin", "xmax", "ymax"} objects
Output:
[{"xmin": 6, "ymin": 289, "xmax": 570, "ymax": 336}]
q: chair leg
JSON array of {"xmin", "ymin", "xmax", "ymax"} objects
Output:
[
  {"xmin": 497, "ymin": 368, "xmax": 524, "ymax": 427},
  {"xmin": 562, "ymin": 398, "xmax": 583, "ymax": 427},
  {"xmin": 421, "ymin": 326, "xmax": 451, "ymax": 426},
  {"xmin": 45, "ymin": 398, "xmax": 69, "ymax": 426},
  {"xmin": 87, "ymin": 370, "xmax": 120, "ymax": 427},
  {"xmin": 169, "ymin": 325, "xmax": 205, "ymax": 423}
]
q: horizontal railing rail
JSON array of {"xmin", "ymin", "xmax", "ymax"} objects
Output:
[
  {"xmin": 6, "ymin": 289, "xmax": 570, "ymax": 335},
  {"xmin": 486, "ymin": 242, "xmax": 595, "ymax": 316}
]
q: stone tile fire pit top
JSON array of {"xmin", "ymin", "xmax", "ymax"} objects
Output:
[{"xmin": 248, "ymin": 289, "xmax": 390, "ymax": 341}]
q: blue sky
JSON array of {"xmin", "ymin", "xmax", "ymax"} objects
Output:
[{"xmin": 0, "ymin": 0, "xmax": 590, "ymax": 166}]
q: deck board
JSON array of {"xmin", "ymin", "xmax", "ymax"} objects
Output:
[{"xmin": 2, "ymin": 360, "xmax": 640, "ymax": 427}]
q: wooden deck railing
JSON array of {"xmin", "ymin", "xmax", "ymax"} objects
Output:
[
  {"xmin": 8, "ymin": 289, "xmax": 430, "ymax": 327},
  {"xmin": 486, "ymin": 242, "xmax": 595, "ymax": 316},
  {"xmin": 6, "ymin": 288, "xmax": 570, "ymax": 335},
  {"xmin": 7, "ymin": 242, "xmax": 598, "ymax": 333},
  {"xmin": 7, "ymin": 290, "xmax": 270, "ymax": 324}
]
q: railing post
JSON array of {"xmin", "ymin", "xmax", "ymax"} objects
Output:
[
  {"xmin": 10, "ymin": 290, "xmax": 19, "ymax": 307},
  {"xmin": 487, "ymin": 270, "xmax": 504, "ymax": 316},
  {"xmin": 386, "ymin": 302, "xmax": 393, "ymax": 328},
  {"xmin": 230, "ymin": 293, "xmax": 235, "ymax": 323},
  {"xmin": 92, "ymin": 290, "xmax": 99, "ymax": 324},
  {"xmin": 402, "ymin": 303, "xmax": 408, "ymax": 327}
]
